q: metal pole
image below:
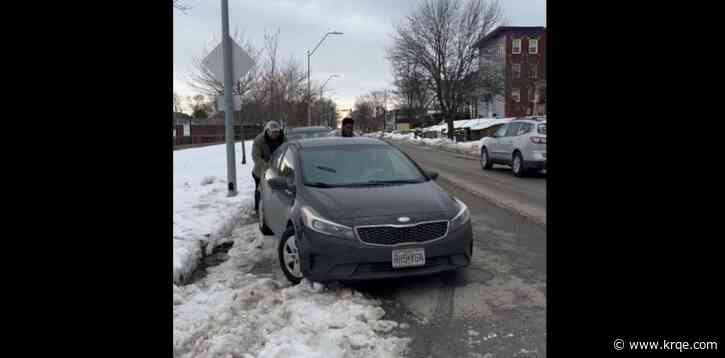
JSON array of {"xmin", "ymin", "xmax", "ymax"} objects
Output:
[
  {"xmin": 221, "ymin": 0, "xmax": 237, "ymax": 196},
  {"xmin": 307, "ymin": 51, "xmax": 311, "ymax": 126},
  {"xmin": 239, "ymin": 85, "xmax": 246, "ymax": 164}
]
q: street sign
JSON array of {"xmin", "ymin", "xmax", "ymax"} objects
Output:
[
  {"xmin": 203, "ymin": 40, "xmax": 254, "ymax": 86},
  {"xmin": 216, "ymin": 95, "xmax": 242, "ymax": 111}
]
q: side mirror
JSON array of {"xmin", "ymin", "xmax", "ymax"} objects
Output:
[
  {"xmin": 267, "ymin": 177, "xmax": 288, "ymax": 191},
  {"xmin": 428, "ymin": 171, "xmax": 439, "ymax": 181}
]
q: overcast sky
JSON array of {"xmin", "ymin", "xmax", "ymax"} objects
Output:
[{"xmin": 173, "ymin": 0, "xmax": 546, "ymax": 112}]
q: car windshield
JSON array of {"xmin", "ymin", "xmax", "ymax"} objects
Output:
[
  {"xmin": 537, "ymin": 123, "xmax": 546, "ymax": 135},
  {"xmin": 300, "ymin": 145, "xmax": 427, "ymax": 187}
]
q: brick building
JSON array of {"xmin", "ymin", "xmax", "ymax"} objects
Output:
[{"xmin": 476, "ymin": 26, "xmax": 546, "ymax": 118}]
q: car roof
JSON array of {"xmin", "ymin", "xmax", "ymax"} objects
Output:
[
  {"xmin": 290, "ymin": 136, "xmax": 388, "ymax": 149},
  {"xmin": 286, "ymin": 126, "xmax": 331, "ymax": 133},
  {"xmin": 511, "ymin": 119, "xmax": 545, "ymax": 125}
]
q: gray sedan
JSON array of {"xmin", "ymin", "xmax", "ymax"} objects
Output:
[{"xmin": 258, "ymin": 137, "xmax": 473, "ymax": 283}]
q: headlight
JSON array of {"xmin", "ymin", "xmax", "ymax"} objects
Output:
[
  {"xmin": 450, "ymin": 197, "xmax": 470, "ymax": 231},
  {"xmin": 301, "ymin": 206, "xmax": 355, "ymax": 240}
]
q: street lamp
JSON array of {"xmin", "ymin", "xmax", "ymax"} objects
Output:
[
  {"xmin": 308, "ymin": 31, "xmax": 343, "ymax": 126},
  {"xmin": 320, "ymin": 74, "xmax": 340, "ymax": 128}
]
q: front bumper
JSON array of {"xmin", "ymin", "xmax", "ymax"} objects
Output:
[{"xmin": 297, "ymin": 220, "xmax": 473, "ymax": 282}]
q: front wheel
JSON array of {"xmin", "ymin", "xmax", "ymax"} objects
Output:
[
  {"xmin": 278, "ymin": 226, "xmax": 304, "ymax": 284},
  {"xmin": 512, "ymin": 151, "xmax": 526, "ymax": 177},
  {"xmin": 480, "ymin": 148, "xmax": 493, "ymax": 170}
]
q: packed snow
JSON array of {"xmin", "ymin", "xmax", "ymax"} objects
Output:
[
  {"xmin": 173, "ymin": 223, "xmax": 410, "ymax": 358},
  {"xmin": 174, "ymin": 141, "xmax": 256, "ymax": 284}
]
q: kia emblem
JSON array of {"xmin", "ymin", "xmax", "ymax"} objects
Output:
[{"xmin": 398, "ymin": 217, "xmax": 410, "ymax": 223}]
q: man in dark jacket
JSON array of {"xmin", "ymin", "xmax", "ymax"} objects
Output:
[
  {"xmin": 335, "ymin": 117, "xmax": 355, "ymax": 137},
  {"xmin": 251, "ymin": 120, "xmax": 285, "ymax": 213}
]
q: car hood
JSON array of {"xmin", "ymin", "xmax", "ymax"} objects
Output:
[{"xmin": 301, "ymin": 181, "xmax": 458, "ymax": 223}]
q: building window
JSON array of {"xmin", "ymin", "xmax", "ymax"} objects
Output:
[
  {"xmin": 530, "ymin": 64, "xmax": 538, "ymax": 79},
  {"xmin": 512, "ymin": 63, "xmax": 521, "ymax": 79},
  {"xmin": 511, "ymin": 88, "xmax": 521, "ymax": 103},
  {"xmin": 528, "ymin": 86, "xmax": 535, "ymax": 102},
  {"xmin": 512, "ymin": 38, "xmax": 522, "ymax": 54},
  {"xmin": 529, "ymin": 38, "xmax": 539, "ymax": 54}
]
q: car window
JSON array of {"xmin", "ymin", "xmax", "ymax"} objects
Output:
[
  {"xmin": 505, "ymin": 123, "xmax": 522, "ymax": 137},
  {"xmin": 279, "ymin": 148, "xmax": 296, "ymax": 178},
  {"xmin": 537, "ymin": 123, "xmax": 547, "ymax": 135},
  {"xmin": 494, "ymin": 124, "xmax": 508, "ymax": 137},
  {"xmin": 518, "ymin": 123, "xmax": 532, "ymax": 136}
]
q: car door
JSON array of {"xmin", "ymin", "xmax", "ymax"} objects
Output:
[
  {"xmin": 489, "ymin": 124, "xmax": 509, "ymax": 160},
  {"xmin": 499, "ymin": 122, "xmax": 523, "ymax": 163},
  {"xmin": 268, "ymin": 146, "xmax": 297, "ymax": 234},
  {"xmin": 261, "ymin": 144, "xmax": 287, "ymax": 232}
]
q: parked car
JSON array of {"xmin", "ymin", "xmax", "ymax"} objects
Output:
[
  {"xmin": 285, "ymin": 126, "xmax": 333, "ymax": 141},
  {"xmin": 479, "ymin": 120, "xmax": 546, "ymax": 177},
  {"xmin": 258, "ymin": 137, "xmax": 473, "ymax": 284}
]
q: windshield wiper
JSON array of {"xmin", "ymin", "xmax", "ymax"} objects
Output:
[
  {"xmin": 347, "ymin": 179, "xmax": 425, "ymax": 186},
  {"xmin": 370, "ymin": 179, "xmax": 425, "ymax": 184},
  {"xmin": 305, "ymin": 182, "xmax": 340, "ymax": 188},
  {"xmin": 315, "ymin": 166, "xmax": 337, "ymax": 173}
]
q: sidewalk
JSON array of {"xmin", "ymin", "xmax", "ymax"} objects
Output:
[{"xmin": 173, "ymin": 141, "xmax": 256, "ymax": 284}]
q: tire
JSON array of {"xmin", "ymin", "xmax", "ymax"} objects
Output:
[
  {"xmin": 258, "ymin": 198, "xmax": 274, "ymax": 235},
  {"xmin": 512, "ymin": 151, "xmax": 526, "ymax": 177},
  {"xmin": 278, "ymin": 225, "xmax": 304, "ymax": 284},
  {"xmin": 480, "ymin": 147, "xmax": 493, "ymax": 170}
]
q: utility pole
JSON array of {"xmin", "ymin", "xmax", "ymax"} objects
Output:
[{"xmin": 221, "ymin": 0, "xmax": 237, "ymax": 196}]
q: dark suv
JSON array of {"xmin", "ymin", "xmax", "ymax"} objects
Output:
[{"xmin": 258, "ymin": 137, "xmax": 473, "ymax": 283}]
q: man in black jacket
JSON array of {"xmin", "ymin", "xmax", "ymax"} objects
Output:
[{"xmin": 251, "ymin": 120, "xmax": 285, "ymax": 213}]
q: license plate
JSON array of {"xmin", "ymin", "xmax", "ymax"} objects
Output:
[{"xmin": 392, "ymin": 248, "xmax": 425, "ymax": 268}]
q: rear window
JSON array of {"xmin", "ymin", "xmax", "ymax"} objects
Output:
[{"xmin": 537, "ymin": 123, "xmax": 546, "ymax": 135}]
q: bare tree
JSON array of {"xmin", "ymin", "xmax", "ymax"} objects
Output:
[
  {"xmin": 173, "ymin": 92, "xmax": 181, "ymax": 113},
  {"xmin": 388, "ymin": 0, "xmax": 505, "ymax": 139},
  {"xmin": 390, "ymin": 59, "xmax": 436, "ymax": 125}
]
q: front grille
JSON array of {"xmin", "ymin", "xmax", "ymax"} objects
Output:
[{"xmin": 356, "ymin": 221, "xmax": 448, "ymax": 245}]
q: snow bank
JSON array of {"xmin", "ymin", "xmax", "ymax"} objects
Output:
[
  {"xmin": 384, "ymin": 132, "xmax": 481, "ymax": 156},
  {"xmin": 174, "ymin": 224, "xmax": 410, "ymax": 358},
  {"xmin": 173, "ymin": 141, "xmax": 256, "ymax": 284}
]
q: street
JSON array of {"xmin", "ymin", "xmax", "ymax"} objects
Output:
[{"xmin": 390, "ymin": 140, "xmax": 546, "ymax": 226}]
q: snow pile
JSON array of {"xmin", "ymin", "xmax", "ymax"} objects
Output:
[
  {"xmin": 173, "ymin": 141, "xmax": 256, "ymax": 284},
  {"xmin": 174, "ymin": 224, "xmax": 410, "ymax": 358},
  {"xmin": 386, "ymin": 133, "xmax": 416, "ymax": 141}
]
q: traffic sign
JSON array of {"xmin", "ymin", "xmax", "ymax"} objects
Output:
[{"xmin": 202, "ymin": 39, "xmax": 254, "ymax": 85}]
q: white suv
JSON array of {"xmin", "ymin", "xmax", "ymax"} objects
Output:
[{"xmin": 479, "ymin": 120, "xmax": 546, "ymax": 177}]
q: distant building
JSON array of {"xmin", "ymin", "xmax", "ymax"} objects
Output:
[{"xmin": 476, "ymin": 26, "xmax": 546, "ymax": 118}]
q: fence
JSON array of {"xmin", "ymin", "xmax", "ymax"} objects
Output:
[{"xmin": 173, "ymin": 124, "xmax": 263, "ymax": 148}]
